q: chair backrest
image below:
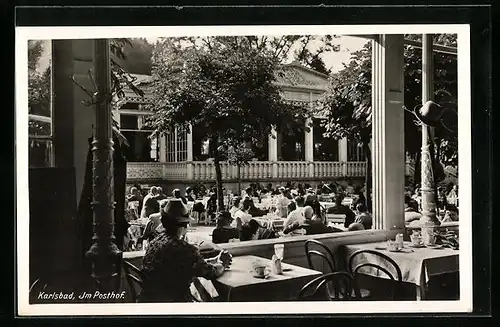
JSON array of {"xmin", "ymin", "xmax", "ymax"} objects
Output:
[
  {"xmin": 326, "ymin": 213, "xmax": 346, "ymax": 224},
  {"xmin": 298, "ymin": 272, "xmax": 359, "ymax": 301},
  {"xmin": 348, "ymin": 249, "xmax": 403, "ymax": 299},
  {"xmin": 122, "ymin": 260, "xmax": 144, "ymax": 303},
  {"xmin": 305, "ymin": 239, "xmax": 336, "ymax": 272}
]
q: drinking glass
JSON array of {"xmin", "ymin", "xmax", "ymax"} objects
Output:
[{"xmin": 274, "ymin": 244, "xmax": 284, "ymax": 260}]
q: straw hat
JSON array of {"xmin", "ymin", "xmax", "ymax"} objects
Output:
[{"xmin": 161, "ymin": 198, "xmax": 192, "ymax": 224}]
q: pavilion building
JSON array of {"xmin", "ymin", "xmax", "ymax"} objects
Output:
[{"xmin": 112, "ymin": 62, "xmax": 409, "ymax": 192}]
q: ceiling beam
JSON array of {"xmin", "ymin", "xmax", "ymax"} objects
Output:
[{"xmin": 345, "ymin": 34, "xmax": 457, "ymax": 55}]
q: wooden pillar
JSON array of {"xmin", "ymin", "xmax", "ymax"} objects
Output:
[
  {"xmin": 419, "ymin": 34, "xmax": 441, "ymax": 228},
  {"xmin": 371, "ymin": 35, "xmax": 405, "ymax": 231}
]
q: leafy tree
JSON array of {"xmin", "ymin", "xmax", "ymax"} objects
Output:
[
  {"xmin": 147, "ymin": 36, "xmax": 310, "ymax": 210},
  {"xmin": 319, "ymin": 42, "xmax": 373, "ymax": 207},
  {"xmin": 28, "ymin": 40, "xmax": 51, "ymax": 135},
  {"xmin": 112, "ymin": 38, "xmax": 154, "ymax": 75},
  {"xmin": 320, "ymin": 34, "xmax": 458, "ymax": 208}
]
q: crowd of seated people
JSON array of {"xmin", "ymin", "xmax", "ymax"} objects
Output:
[
  {"xmin": 124, "ymin": 181, "xmax": 380, "ymax": 249},
  {"xmin": 405, "ymin": 183, "xmax": 459, "ymax": 227}
]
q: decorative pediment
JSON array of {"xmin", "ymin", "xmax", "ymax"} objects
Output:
[
  {"xmin": 119, "ymin": 63, "xmax": 329, "ymax": 107},
  {"xmin": 274, "ymin": 62, "xmax": 329, "ymax": 90}
]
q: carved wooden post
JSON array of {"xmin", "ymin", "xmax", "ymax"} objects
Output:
[
  {"xmin": 419, "ymin": 34, "xmax": 441, "ymax": 241},
  {"xmin": 85, "ymin": 39, "xmax": 122, "ymax": 290}
]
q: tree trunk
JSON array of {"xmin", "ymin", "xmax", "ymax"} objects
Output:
[
  {"xmin": 237, "ymin": 164, "xmax": 241, "ymax": 195},
  {"xmin": 211, "ymin": 137, "xmax": 225, "ymax": 212},
  {"xmin": 362, "ymin": 142, "xmax": 372, "ymax": 212}
]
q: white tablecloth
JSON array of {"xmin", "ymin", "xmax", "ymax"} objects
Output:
[{"xmin": 344, "ymin": 241, "xmax": 459, "ymax": 286}]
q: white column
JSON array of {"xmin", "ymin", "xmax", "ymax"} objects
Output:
[
  {"xmin": 268, "ymin": 125, "xmax": 278, "ymax": 178},
  {"xmin": 305, "ymin": 117, "xmax": 314, "ymax": 177},
  {"xmin": 268, "ymin": 126, "xmax": 278, "ymax": 161},
  {"xmin": 371, "ymin": 35, "xmax": 405, "ymax": 231},
  {"xmin": 187, "ymin": 124, "xmax": 194, "ymax": 180},
  {"xmin": 339, "ymin": 138, "xmax": 348, "ymax": 176},
  {"xmin": 339, "ymin": 138, "xmax": 348, "ymax": 161},
  {"xmin": 159, "ymin": 135, "xmax": 167, "ymax": 162},
  {"xmin": 306, "ymin": 92, "xmax": 315, "ymax": 177}
]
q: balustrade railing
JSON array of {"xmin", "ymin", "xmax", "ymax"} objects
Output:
[
  {"xmin": 127, "ymin": 161, "xmax": 371, "ymax": 181},
  {"xmin": 126, "ymin": 162, "xmax": 164, "ymax": 180}
]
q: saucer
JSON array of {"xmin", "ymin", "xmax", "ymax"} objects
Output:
[
  {"xmin": 408, "ymin": 243, "xmax": 425, "ymax": 248},
  {"xmin": 425, "ymin": 244, "xmax": 443, "ymax": 249},
  {"xmin": 252, "ymin": 273, "xmax": 270, "ymax": 279},
  {"xmin": 388, "ymin": 248, "xmax": 402, "ymax": 252}
]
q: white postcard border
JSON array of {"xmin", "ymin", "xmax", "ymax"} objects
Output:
[{"xmin": 16, "ymin": 24, "xmax": 472, "ymax": 315}]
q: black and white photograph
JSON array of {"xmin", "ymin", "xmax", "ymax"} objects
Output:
[{"xmin": 16, "ymin": 23, "xmax": 472, "ymax": 315}]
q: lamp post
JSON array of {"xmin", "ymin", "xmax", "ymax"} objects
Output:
[
  {"xmin": 85, "ymin": 38, "xmax": 122, "ymax": 290},
  {"xmin": 418, "ymin": 35, "xmax": 441, "ymax": 243}
]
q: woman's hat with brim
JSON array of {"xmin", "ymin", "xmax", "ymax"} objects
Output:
[
  {"xmin": 161, "ymin": 198, "xmax": 192, "ymax": 224},
  {"xmin": 413, "ymin": 100, "xmax": 445, "ymax": 127}
]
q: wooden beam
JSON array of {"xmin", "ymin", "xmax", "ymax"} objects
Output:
[{"xmin": 404, "ymin": 38, "xmax": 457, "ymax": 55}]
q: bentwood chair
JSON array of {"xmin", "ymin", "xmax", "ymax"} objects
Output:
[
  {"xmin": 298, "ymin": 272, "xmax": 360, "ymax": 301},
  {"xmin": 305, "ymin": 239, "xmax": 337, "ymax": 272},
  {"xmin": 348, "ymin": 249, "xmax": 403, "ymax": 300},
  {"xmin": 305, "ymin": 239, "xmax": 370, "ymax": 300},
  {"xmin": 122, "ymin": 260, "xmax": 144, "ymax": 303}
]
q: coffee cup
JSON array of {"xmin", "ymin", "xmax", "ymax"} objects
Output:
[
  {"xmin": 411, "ymin": 234, "xmax": 423, "ymax": 246},
  {"xmin": 387, "ymin": 240, "xmax": 400, "ymax": 251},
  {"xmin": 253, "ymin": 265, "xmax": 267, "ymax": 277}
]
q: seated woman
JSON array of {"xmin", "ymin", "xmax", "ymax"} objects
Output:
[
  {"xmin": 287, "ymin": 201, "xmax": 297, "ymax": 216},
  {"xmin": 212, "ymin": 211, "xmax": 240, "ymax": 244},
  {"xmin": 284, "ymin": 206, "xmax": 342, "ymax": 236},
  {"xmin": 140, "ymin": 199, "xmax": 232, "ymax": 303},
  {"xmin": 185, "ymin": 187, "xmax": 195, "ymax": 202},
  {"xmin": 441, "ymin": 204, "xmax": 459, "ymax": 223},
  {"xmin": 404, "ymin": 195, "xmax": 422, "ymax": 223},
  {"xmin": 354, "ymin": 203, "xmax": 372, "ymax": 230},
  {"xmin": 239, "ymin": 219, "xmax": 277, "ymax": 241},
  {"xmin": 139, "ymin": 199, "xmax": 168, "ymax": 243},
  {"xmin": 311, "ymin": 200, "xmax": 326, "ymax": 225},
  {"xmin": 228, "ymin": 196, "xmax": 242, "ymax": 217},
  {"xmin": 231, "ymin": 198, "xmax": 253, "ymax": 230}
]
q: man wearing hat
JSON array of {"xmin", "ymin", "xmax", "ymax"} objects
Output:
[
  {"xmin": 140, "ymin": 199, "xmax": 232, "ymax": 303},
  {"xmin": 212, "ymin": 211, "xmax": 240, "ymax": 244}
]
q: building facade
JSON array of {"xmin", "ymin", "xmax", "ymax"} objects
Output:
[
  {"xmin": 113, "ymin": 62, "xmax": 412, "ymax": 192},
  {"xmin": 113, "ymin": 63, "xmax": 378, "ymax": 192}
]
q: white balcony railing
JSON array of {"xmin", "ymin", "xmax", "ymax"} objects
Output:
[{"xmin": 127, "ymin": 161, "xmax": 369, "ymax": 181}]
